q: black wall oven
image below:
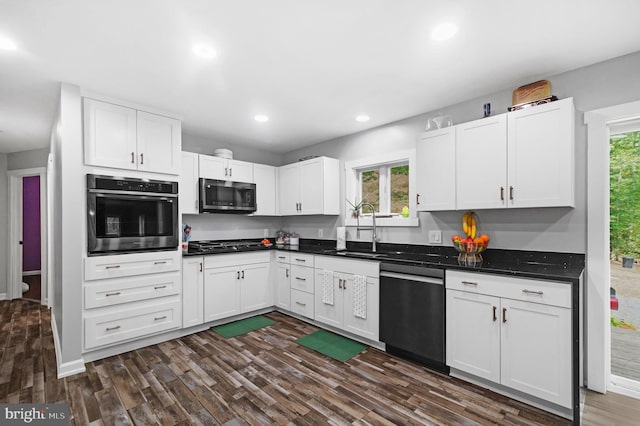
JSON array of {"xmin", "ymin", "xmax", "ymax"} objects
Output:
[{"xmin": 87, "ymin": 174, "xmax": 179, "ymax": 256}]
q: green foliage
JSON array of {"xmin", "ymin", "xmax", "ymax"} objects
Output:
[
  {"xmin": 610, "ymin": 131, "xmax": 640, "ymax": 259},
  {"xmin": 391, "ymin": 165, "xmax": 409, "ymax": 175}
]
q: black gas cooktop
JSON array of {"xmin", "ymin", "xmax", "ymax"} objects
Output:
[{"xmin": 187, "ymin": 240, "xmax": 268, "ymax": 254}]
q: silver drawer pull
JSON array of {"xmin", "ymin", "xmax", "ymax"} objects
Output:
[
  {"xmin": 154, "ymin": 316, "xmax": 167, "ymax": 321},
  {"xmin": 295, "ymin": 258, "xmax": 306, "ymax": 262},
  {"xmin": 154, "ymin": 285, "xmax": 167, "ymax": 290},
  {"xmin": 105, "ymin": 292, "xmax": 121, "ymax": 297},
  {"xmin": 105, "ymin": 265, "xmax": 121, "ymax": 269},
  {"xmin": 295, "ymin": 277, "xmax": 306, "ymax": 281},
  {"xmin": 296, "ymin": 301, "xmax": 306, "ymax": 306},
  {"xmin": 278, "ymin": 256, "xmax": 286, "ymax": 259},
  {"xmin": 461, "ymin": 281, "xmax": 478, "ymax": 286},
  {"xmin": 522, "ymin": 289, "xmax": 544, "ymax": 295},
  {"xmin": 154, "ymin": 261, "xmax": 167, "ymax": 265},
  {"xmin": 106, "ymin": 325, "xmax": 121, "ymax": 331}
]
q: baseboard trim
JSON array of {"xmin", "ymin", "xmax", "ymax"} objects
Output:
[
  {"xmin": 0, "ymin": 293, "xmax": 7, "ymax": 301},
  {"xmin": 51, "ymin": 311, "xmax": 86, "ymax": 379},
  {"xmin": 610, "ymin": 375, "xmax": 640, "ymax": 400}
]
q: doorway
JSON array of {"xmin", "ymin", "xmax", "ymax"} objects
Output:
[{"xmin": 7, "ymin": 167, "xmax": 48, "ymax": 305}]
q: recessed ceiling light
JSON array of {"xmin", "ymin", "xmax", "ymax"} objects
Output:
[
  {"xmin": 0, "ymin": 36, "xmax": 17, "ymax": 51},
  {"xmin": 254, "ymin": 114, "xmax": 269, "ymax": 123},
  {"xmin": 192, "ymin": 43, "xmax": 216, "ymax": 59},
  {"xmin": 431, "ymin": 22, "xmax": 458, "ymax": 41},
  {"xmin": 355, "ymin": 114, "xmax": 370, "ymax": 122}
]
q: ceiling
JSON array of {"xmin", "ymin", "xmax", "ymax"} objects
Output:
[{"xmin": 1, "ymin": 1, "xmax": 640, "ymax": 155}]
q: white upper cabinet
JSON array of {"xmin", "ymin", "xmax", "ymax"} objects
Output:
[
  {"xmin": 507, "ymin": 97, "xmax": 575, "ymax": 208},
  {"xmin": 180, "ymin": 152, "xmax": 199, "ymax": 214},
  {"xmin": 277, "ymin": 156, "xmax": 340, "ymax": 216},
  {"xmin": 199, "ymin": 155, "xmax": 254, "ymax": 183},
  {"xmin": 83, "ymin": 98, "xmax": 181, "ymax": 175},
  {"xmin": 252, "ymin": 163, "xmax": 277, "ymax": 216},
  {"xmin": 416, "ymin": 127, "xmax": 456, "ymax": 211},
  {"xmin": 456, "ymin": 114, "xmax": 508, "ymax": 210}
]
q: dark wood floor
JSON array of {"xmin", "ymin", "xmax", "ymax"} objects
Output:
[{"xmin": 0, "ymin": 300, "xmax": 637, "ymax": 425}]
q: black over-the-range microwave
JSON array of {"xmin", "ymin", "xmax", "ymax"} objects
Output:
[{"xmin": 199, "ymin": 178, "xmax": 257, "ymax": 213}]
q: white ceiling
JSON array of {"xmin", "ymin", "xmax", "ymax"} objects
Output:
[{"xmin": 1, "ymin": 0, "xmax": 640, "ymax": 155}]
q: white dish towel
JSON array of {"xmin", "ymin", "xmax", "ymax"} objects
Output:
[
  {"xmin": 322, "ymin": 270, "xmax": 334, "ymax": 305},
  {"xmin": 353, "ymin": 274, "xmax": 367, "ymax": 319}
]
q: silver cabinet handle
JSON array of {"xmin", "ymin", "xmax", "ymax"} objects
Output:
[
  {"xmin": 140, "ymin": 152, "xmax": 144, "ymax": 165},
  {"xmin": 154, "ymin": 261, "xmax": 167, "ymax": 265},
  {"xmin": 509, "ymin": 186, "xmax": 514, "ymax": 200},
  {"xmin": 296, "ymin": 301, "xmax": 306, "ymax": 306},
  {"xmin": 278, "ymin": 256, "xmax": 286, "ymax": 259},
  {"xmin": 299, "ymin": 202, "xmax": 302, "ymax": 212},
  {"xmin": 229, "ymin": 168, "xmax": 232, "ymax": 177},
  {"xmin": 500, "ymin": 186, "xmax": 504, "ymax": 201},
  {"xmin": 295, "ymin": 258, "xmax": 306, "ymax": 262},
  {"xmin": 493, "ymin": 306, "xmax": 497, "ymax": 322},
  {"xmin": 131, "ymin": 152, "xmax": 135, "ymax": 164},
  {"xmin": 338, "ymin": 279, "xmax": 343, "ymax": 289},
  {"xmin": 154, "ymin": 316, "xmax": 167, "ymax": 321},
  {"xmin": 241, "ymin": 270, "xmax": 245, "ymax": 279},
  {"xmin": 225, "ymin": 167, "xmax": 228, "ymax": 176},
  {"xmin": 295, "ymin": 277, "xmax": 306, "ymax": 281},
  {"xmin": 105, "ymin": 265, "xmax": 121, "ymax": 269},
  {"xmin": 106, "ymin": 325, "xmax": 121, "ymax": 331},
  {"xmin": 522, "ymin": 289, "xmax": 544, "ymax": 295},
  {"xmin": 199, "ymin": 262, "xmax": 203, "ymax": 272},
  {"xmin": 236, "ymin": 271, "xmax": 240, "ymax": 280},
  {"xmin": 154, "ymin": 285, "xmax": 167, "ymax": 290},
  {"xmin": 343, "ymin": 280, "xmax": 346, "ymax": 290},
  {"xmin": 286, "ymin": 268, "xmax": 289, "ymax": 278},
  {"xmin": 461, "ymin": 281, "xmax": 478, "ymax": 286},
  {"xmin": 502, "ymin": 308, "xmax": 507, "ymax": 323},
  {"xmin": 105, "ymin": 292, "xmax": 121, "ymax": 297}
]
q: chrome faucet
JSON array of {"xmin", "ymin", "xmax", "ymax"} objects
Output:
[{"xmin": 358, "ymin": 202, "xmax": 377, "ymax": 252}]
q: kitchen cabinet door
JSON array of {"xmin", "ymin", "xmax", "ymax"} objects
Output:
[
  {"xmin": 446, "ymin": 289, "xmax": 501, "ymax": 383},
  {"xmin": 240, "ymin": 262, "xmax": 271, "ymax": 313},
  {"xmin": 313, "ymin": 270, "xmax": 344, "ymax": 329},
  {"xmin": 416, "ymin": 128, "xmax": 456, "ymax": 211},
  {"xmin": 182, "ymin": 256, "xmax": 204, "ymax": 327},
  {"xmin": 507, "ymin": 97, "xmax": 575, "ymax": 208},
  {"xmin": 456, "ymin": 115, "xmax": 507, "ymax": 210},
  {"xmin": 299, "ymin": 157, "xmax": 324, "ymax": 214},
  {"xmin": 278, "ymin": 163, "xmax": 300, "ymax": 215},
  {"xmin": 343, "ymin": 275, "xmax": 379, "ymax": 341},
  {"xmin": 227, "ymin": 159, "xmax": 254, "ymax": 183},
  {"xmin": 253, "ymin": 163, "xmax": 277, "ymax": 216},
  {"xmin": 203, "ymin": 266, "xmax": 240, "ymax": 322},
  {"xmin": 84, "ymin": 98, "xmax": 138, "ymax": 170},
  {"xmin": 180, "ymin": 152, "xmax": 200, "ymax": 214},
  {"xmin": 500, "ymin": 298, "xmax": 572, "ymax": 408},
  {"xmin": 274, "ymin": 262, "xmax": 290, "ymax": 310},
  {"xmin": 199, "ymin": 155, "xmax": 227, "ymax": 180},
  {"xmin": 136, "ymin": 111, "xmax": 181, "ymax": 175}
]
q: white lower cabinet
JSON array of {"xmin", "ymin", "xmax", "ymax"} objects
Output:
[
  {"xmin": 274, "ymin": 252, "xmax": 291, "ymax": 310},
  {"xmin": 314, "ymin": 256, "xmax": 379, "ymax": 341},
  {"xmin": 446, "ymin": 270, "xmax": 572, "ymax": 409},
  {"xmin": 182, "ymin": 256, "xmax": 204, "ymax": 327},
  {"xmin": 203, "ymin": 252, "xmax": 271, "ymax": 322}
]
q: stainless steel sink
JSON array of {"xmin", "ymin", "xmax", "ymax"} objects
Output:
[{"xmin": 334, "ymin": 251, "xmax": 385, "ymax": 259}]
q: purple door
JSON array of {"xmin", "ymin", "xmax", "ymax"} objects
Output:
[{"xmin": 22, "ymin": 176, "xmax": 41, "ymax": 272}]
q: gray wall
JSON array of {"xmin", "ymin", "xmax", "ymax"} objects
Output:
[
  {"xmin": 278, "ymin": 50, "xmax": 640, "ymax": 254},
  {"xmin": 0, "ymin": 153, "xmax": 7, "ymax": 296},
  {"xmin": 7, "ymin": 148, "xmax": 49, "ymax": 171},
  {"xmin": 183, "ymin": 133, "xmax": 284, "ymax": 166}
]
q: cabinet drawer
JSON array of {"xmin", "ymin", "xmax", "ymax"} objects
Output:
[
  {"xmin": 290, "ymin": 253, "xmax": 314, "ymax": 267},
  {"xmin": 446, "ymin": 270, "xmax": 571, "ymax": 308},
  {"xmin": 290, "ymin": 265, "xmax": 314, "ymax": 293},
  {"xmin": 275, "ymin": 252, "xmax": 290, "ymax": 264},
  {"xmin": 84, "ymin": 297, "xmax": 181, "ymax": 350},
  {"xmin": 204, "ymin": 251, "xmax": 271, "ymax": 269},
  {"xmin": 290, "ymin": 289, "xmax": 314, "ymax": 319},
  {"xmin": 85, "ymin": 251, "xmax": 180, "ymax": 281},
  {"xmin": 84, "ymin": 272, "xmax": 181, "ymax": 309}
]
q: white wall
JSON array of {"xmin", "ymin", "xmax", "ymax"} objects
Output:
[
  {"xmin": 183, "ymin": 133, "xmax": 283, "ymax": 166},
  {"xmin": 7, "ymin": 148, "xmax": 49, "ymax": 171},
  {"xmin": 279, "ymin": 50, "xmax": 640, "ymax": 254},
  {"xmin": 0, "ymin": 153, "xmax": 7, "ymax": 297}
]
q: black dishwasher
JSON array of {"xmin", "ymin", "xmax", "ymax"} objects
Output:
[{"xmin": 379, "ymin": 262, "xmax": 448, "ymax": 373}]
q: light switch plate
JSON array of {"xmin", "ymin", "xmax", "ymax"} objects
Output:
[
  {"xmin": 429, "ymin": 230, "xmax": 442, "ymax": 244},
  {"xmin": 318, "ymin": 229, "xmax": 324, "ymax": 238},
  {"xmin": 263, "ymin": 228, "xmax": 269, "ymax": 238}
]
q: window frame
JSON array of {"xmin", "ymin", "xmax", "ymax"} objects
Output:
[{"xmin": 345, "ymin": 150, "xmax": 419, "ymax": 228}]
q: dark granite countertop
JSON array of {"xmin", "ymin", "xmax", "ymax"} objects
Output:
[{"xmin": 186, "ymin": 238, "xmax": 585, "ymax": 283}]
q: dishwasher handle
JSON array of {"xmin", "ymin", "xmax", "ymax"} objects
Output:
[{"xmin": 380, "ymin": 271, "xmax": 443, "ymax": 285}]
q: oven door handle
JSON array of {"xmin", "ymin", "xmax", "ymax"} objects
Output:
[
  {"xmin": 88, "ymin": 188, "xmax": 178, "ymax": 198},
  {"xmin": 379, "ymin": 271, "xmax": 443, "ymax": 285}
]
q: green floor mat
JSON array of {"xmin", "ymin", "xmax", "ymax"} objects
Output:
[
  {"xmin": 212, "ymin": 315, "xmax": 276, "ymax": 338},
  {"xmin": 296, "ymin": 330, "xmax": 367, "ymax": 362}
]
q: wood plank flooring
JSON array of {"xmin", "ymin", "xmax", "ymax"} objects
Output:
[{"xmin": 0, "ymin": 299, "xmax": 637, "ymax": 425}]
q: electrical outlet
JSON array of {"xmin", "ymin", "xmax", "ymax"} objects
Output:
[
  {"xmin": 429, "ymin": 230, "xmax": 442, "ymax": 244},
  {"xmin": 263, "ymin": 228, "xmax": 269, "ymax": 238},
  {"xmin": 318, "ymin": 228, "xmax": 324, "ymax": 238}
]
